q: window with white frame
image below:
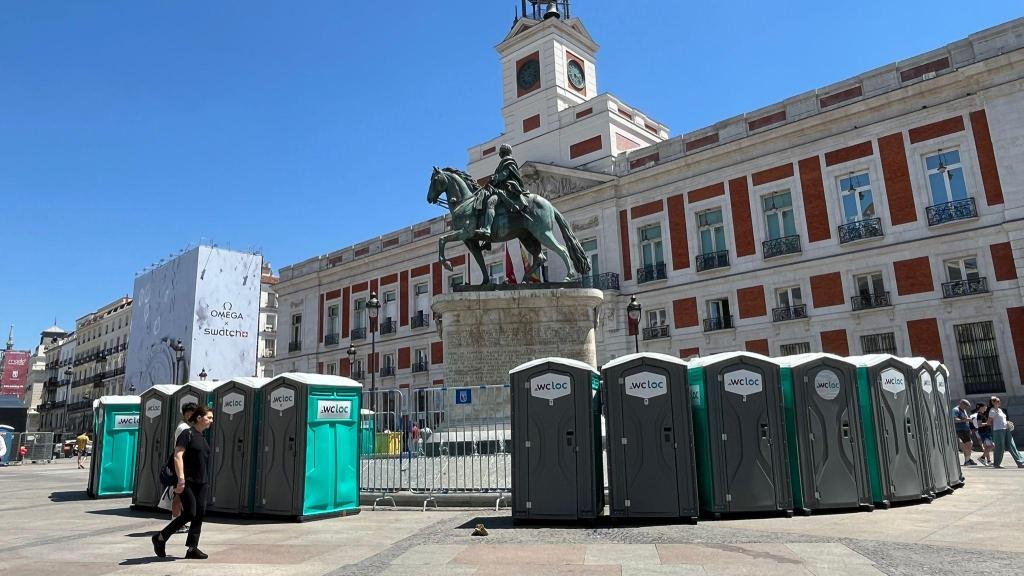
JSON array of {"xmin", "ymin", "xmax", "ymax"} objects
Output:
[
  {"xmin": 354, "ymin": 298, "xmax": 366, "ymax": 330},
  {"xmin": 265, "ymin": 313, "xmax": 277, "ymax": 332},
  {"xmin": 326, "ymin": 304, "xmax": 339, "ymax": 336},
  {"xmin": 839, "ymin": 172, "xmax": 875, "ymax": 223},
  {"xmin": 383, "ymin": 291, "xmax": 396, "ymax": 322},
  {"xmin": 762, "ymin": 191, "xmax": 796, "ymax": 239},
  {"xmin": 776, "ymin": 286, "xmax": 803, "ymax": 308},
  {"xmin": 448, "ymin": 273, "xmax": 464, "ymax": 290},
  {"xmin": 414, "ymin": 283, "xmax": 429, "ymax": 315},
  {"xmin": 291, "ymin": 314, "xmax": 302, "ymax": 345},
  {"xmin": 707, "ymin": 298, "xmax": 731, "ymax": 321},
  {"xmin": 854, "ymin": 272, "xmax": 885, "ymax": 297},
  {"xmin": 647, "ymin": 308, "xmax": 667, "ymax": 327},
  {"xmin": 383, "ymin": 353, "xmax": 395, "ymax": 373},
  {"xmin": 945, "ymin": 256, "xmax": 979, "ymax": 282},
  {"xmin": 581, "ymin": 238, "xmax": 600, "ymax": 278},
  {"xmin": 698, "ymin": 209, "xmax": 726, "ymax": 254},
  {"xmin": 925, "ymin": 149, "xmax": 969, "ymax": 206},
  {"xmin": 414, "ymin": 348, "xmax": 428, "ymax": 370},
  {"xmin": 326, "ymin": 362, "xmax": 337, "ymax": 375},
  {"xmin": 488, "ymin": 262, "xmax": 504, "ymax": 284},
  {"xmin": 638, "ymin": 225, "xmax": 663, "ymax": 269}
]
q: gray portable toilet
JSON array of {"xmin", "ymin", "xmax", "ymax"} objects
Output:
[
  {"xmin": 509, "ymin": 357, "xmax": 602, "ymax": 522},
  {"xmin": 601, "ymin": 352, "xmax": 697, "ymax": 521},
  {"xmin": 254, "ymin": 373, "xmax": 362, "ymax": 520},
  {"xmin": 174, "ymin": 381, "xmax": 219, "ymax": 413},
  {"xmin": 904, "ymin": 358, "xmax": 950, "ymax": 495},
  {"xmin": 688, "ymin": 352, "xmax": 792, "ymax": 518},
  {"xmin": 132, "ymin": 384, "xmax": 180, "ymax": 509},
  {"xmin": 929, "ymin": 361, "xmax": 963, "ymax": 488},
  {"xmin": 848, "ymin": 355, "xmax": 930, "ymax": 505},
  {"xmin": 208, "ymin": 377, "xmax": 270, "ymax": 514},
  {"xmin": 777, "ymin": 354, "xmax": 872, "ymax": 514}
]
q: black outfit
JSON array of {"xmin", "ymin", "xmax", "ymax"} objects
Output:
[{"xmin": 158, "ymin": 428, "xmax": 210, "ymax": 549}]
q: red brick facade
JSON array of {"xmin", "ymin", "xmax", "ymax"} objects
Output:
[
  {"xmin": 991, "ymin": 242, "xmax": 1017, "ymax": 281},
  {"xmin": 907, "ymin": 318, "xmax": 944, "ymax": 362},
  {"xmin": 729, "ymin": 176, "xmax": 756, "ymax": 257},
  {"xmin": 688, "ymin": 182, "xmax": 725, "ymax": 203},
  {"xmin": 751, "ymin": 163, "xmax": 794, "ymax": 186},
  {"xmin": 820, "ymin": 329, "xmax": 850, "ymax": 356},
  {"xmin": 969, "ymin": 109, "xmax": 1005, "ymax": 206},
  {"xmin": 810, "ymin": 272, "xmax": 844, "ymax": 308},
  {"xmin": 673, "ymin": 297, "xmax": 699, "ymax": 328},
  {"xmin": 745, "ymin": 339, "xmax": 770, "ymax": 355},
  {"xmin": 630, "ymin": 199, "xmax": 664, "ymax": 219},
  {"xmin": 893, "ymin": 257, "xmax": 933, "ymax": 295},
  {"xmin": 878, "ymin": 133, "xmax": 917, "ymax": 225},
  {"xmin": 737, "ymin": 285, "xmax": 766, "ymax": 319},
  {"xmin": 908, "ymin": 115, "xmax": 965, "ymax": 144},
  {"xmin": 679, "ymin": 347, "xmax": 700, "ymax": 359},
  {"xmin": 798, "ymin": 155, "xmax": 831, "ymax": 243},
  {"xmin": 619, "ymin": 210, "xmax": 632, "ymax": 281},
  {"xmin": 667, "ymin": 194, "xmax": 689, "ymax": 270},
  {"xmin": 430, "ymin": 341, "xmax": 444, "ymax": 365},
  {"xmin": 1007, "ymin": 307, "xmax": 1024, "ymax": 385}
]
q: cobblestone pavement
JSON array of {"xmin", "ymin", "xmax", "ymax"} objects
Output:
[{"xmin": 2, "ymin": 457, "xmax": 1023, "ymax": 575}]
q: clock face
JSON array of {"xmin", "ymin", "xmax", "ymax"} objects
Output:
[
  {"xmin": 517, "ymin": 59, "xmax": 540, "ymax": 91},
  {"xmin": 567, "ymin": 60, "xmax": 586, "ymax": 90}
]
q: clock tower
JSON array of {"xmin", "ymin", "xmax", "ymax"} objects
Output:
[{"xmin": 467, "ymin": 1, "xmax": 667, "ymax": 179}]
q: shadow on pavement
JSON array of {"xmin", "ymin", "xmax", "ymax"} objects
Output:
[
  {"xmin": 48, "ymin": 490, "xmax": 91, "ymax": 502},
  {"xmin": 119, "ymin": 557, "xmax": 177, "ymax": 566},
  {"xmin": 87, "ymin": 507, "xmax": 163, "ymax": 519}
]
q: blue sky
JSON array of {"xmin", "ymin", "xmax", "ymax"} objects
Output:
[{"xmin": 1, "ymin": 1, "xmax": 1019, "ymax": 346}]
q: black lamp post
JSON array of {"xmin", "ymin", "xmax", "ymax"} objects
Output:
[
  {"xmin": 367, "ymin": 292, "xmax": 380, "ymax": 393},
  {"xmin": 62, "ymin": 367, "xmax": 73, "ymax": 434},
  {"xmin": 166, "ymin": 338, "xmax": 185, "ymax": 384},
  {"xmin": 627, "ymin": 295, "xmax": 642, "ymax": 354},
  {"xmin": 346, "ymin": 343, "xmax": 357, "ymax": 378},
  {"xmin": 83, "ymin": 393, "xmax": 91, "ymax": 433},
  {"xmin": 199, "ymin": 368, "xmax": 208, "ymax": 381}
]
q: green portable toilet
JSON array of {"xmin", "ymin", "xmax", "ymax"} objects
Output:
[
  {"xmin": 848, "ymin": 355, "xmax": 930, "ymax": 506},
  {"xmin": 688, "ymin": 352, "xmax": 792, "ymax": 518},
  {"xmin": 254, "ymin": 373, "xmax": 362, "ymax": 520},
  {"xmin": 133, "ymin": 384, "xmax": 180, "ymax": 510},
  {"xmin": 87, "ymin": 396, "xmax": 141, "ymax": 498},
  {"xmin": 904, "ymin": 358, "xmax": 950, "ymax": 496},
  {"xmin": 208, "ymin": 377, "xmax": 270, "ymax": 515},
  {"xmin": 929, "ymin": 361, "xmax": 963, "ymax": 488},
  {"xmin": 777, "ymin": 354, "xmax": 872, "ymax": 514},
  {"xmin": 359, "ymin": 408, "xmax": 376, "ymax": 456}
]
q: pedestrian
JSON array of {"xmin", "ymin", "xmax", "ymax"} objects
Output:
[
  {"xmin": 988, "ymin": 396, "xmax": 1024, "ymax": 469},
  {"xmin": 18, "ymin": 444, "xmax": 28, "ymax": 462},
  {"xmin": 972, "ymin": 403, "xmax": 994, "ymax": 465},
  {"xmin": 0, "ymin": 433, "xmax": 7, "ymax": 461},
  {"xmin": 171, "ymin": 403, "xmax": 197, "ymax": 532},
  {"xmin": 75, "ymin": 432, "xmax": 89, "ymax": 469},
  {"xmin": 952, "ymin": 399, "xmax": 976, "ymax": 465},
  {"xmin": 152, "ymin": 404, "xmax": 214, "ymax": 560}
]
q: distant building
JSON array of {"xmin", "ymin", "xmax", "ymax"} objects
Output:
[
  {"xmin": 258, "ymin": 263, "xmax": 279, "ymax": 378},
  {"xmin": 63, "ymin": 297, "xmax": 132, "ymax": 433},
  {"xmin": 37, "ymin": 331, "xmax": 76, "ymax": 434},
  {"xmin": 24, "ymin": 324, "xmax": 68, "ymax": 431}
]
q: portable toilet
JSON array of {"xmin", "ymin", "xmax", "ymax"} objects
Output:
[
  {"xmin": 848, "ymin": 355, "xmax": 930, "ymax": 506},
  {"xmin": 509, "ymin": 358, "xmax": 603, "ymax": 522},
  {"xmin": 687, "ymin": 352, "xmax": 792, "ymax": 518},
  {"xmin": 0, "ymin": 425, "xmax": 14, "ymax": 466},
  {"xmin": 904, "ymin": 358, "xmax": 950, "ymax": 495},
  {"xmin": 601, "ymin": 352, "xmax": 698, "ymax": 521},
  {"xmin": 208, "ymin": 377, "xmax": 270, "ymax": 514},
  {"xmin": 254, "ymin": 373, "xmax": 362, "ymax": 520},
  {"xmin": 359, "ymin": 408, "xmax": 376, "ymax": 456},
  {"xmin": 87, "ymin": 396, "xmax": 141, "ymax": 498},
  {"xmin": 777, "ymin": 354, "xmax": 872, "ymax": 514},
  {"xmin": 929, "ymin": 361, "xmax": 963, "ymax": 488},
  {"xmin": 132, "ymin": 384, "xmax": 180, "ymax": 509},
  {"xmin": 174, "ymin": 381, "xmax": 220, "ymax": 413}
]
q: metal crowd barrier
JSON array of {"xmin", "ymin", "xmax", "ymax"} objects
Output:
[
  {"xmin": 9, "ymin": 432, "xmax": 58, "ymax": 464},
  {"xmin": 359, "ymin": 385, "xmax": 512, "ymax": 510}
]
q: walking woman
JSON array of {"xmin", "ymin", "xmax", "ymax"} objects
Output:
[
  {"xmin": 972, "ymin": 402, "xmax": 994, "ymax": 465},
  {"xmin": 988, "ymin": 396, "xmax": 1024, "ymax": 469},
  {"xmin": 152, "ymin": 405, "xmax": 214, "ymax": 559}
]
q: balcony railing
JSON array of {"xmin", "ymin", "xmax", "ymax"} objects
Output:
[
  {"xmin": 67, "ymin": 400, "xmax": 92, "ymax": 412},
  {"xmin": 262, "ymin": 351, "xmax": 276, "ymax": 359},
  {"xmin": 942, "ymin": 277, "xmax": 989, "ymax": 298},
  {"xmin": 772, "ymin": 304, "xmax": 808, "ymax": 322},
  {"xmin": 262, "ymin": 325, "xmax": 277, "ymax": 333},
  {"xmin": 380, "ymin": 365, "xmax": 396, "ymax": 377},
  {"xmin": 412, "ymin": 360, "xmax": 429, "ymax": 373},
  {"xmin": 351, "ymin": 369, "xmax": 365, "ymax": 380},
  {"xmin": 288, "ymin": 341, "xmax": 302, "ymax": 353},
  {"xmin": 92, "ymin": 373, "xmax": 105, "ymax": 384},
  {"xmin": 380, "ymin": 319, "xmax": 397, "ymax": 335},
  {"xmin": 351, "ymin": 327, "xmax": 366, "ymax": 341},
  {"xmin": 324, "ymin": 333, "xmax": 340, "ymax": 346},
  {"xmin": 636, "ymin": 263, "xmax": 667, "ymax": 284},
  {"xmin": 579, "ymin": 272, "xmax": 621, "ymax": 291},
  {"xmin": 838, "ymin": 217, "xmax": 883, "ymax": 244},
  {"xmin": 927, "ymin": 197, "xmax": 977, "ymax": 226},
  {"xmin": 703, "ymin": 316, "xmax": 734, "ymax": 332},
  {"xmin": 642, "ymin": 324, "xmax": 670, "ymax": 340},
  {"xmin": 851, "ymin": 291, "xmax": 891, "ymax": 311},
  {"xmin": 411, "ymin": 312, "xmax": 430, "ymax": 329},
  {"xmin": 696, "ymin": 250, "xmax": 729, "ymax": 272},
  {"xmin": 762, "ymin": 235, "xmax": 801, "ymax": 259}
]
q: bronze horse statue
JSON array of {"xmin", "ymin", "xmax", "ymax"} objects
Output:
[{"xmin": 427, "ymin": 167, "xmax": 590, "ymax": 283}]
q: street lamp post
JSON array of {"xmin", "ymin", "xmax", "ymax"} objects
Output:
[
  {"xmin": 199, "ymin": 368, "xmax": 208, "ymax": 381},
  {"xmin": 166, "ymin": 338, "xmax": 186, "ymax": 384},
  {"xmin": 367, "ymin": 292, "xmax": 380, "ymax": 394},
  {"xmin": 346, "ymin": 343, "xmax": 357, "ymax": 378},
  {"xmin": 627, "ymin": 295, "xmax": 642, "ymax": 354},
  {"xmin": 62, "ymin": 367, "xmax": 73, "ymax": 436}
]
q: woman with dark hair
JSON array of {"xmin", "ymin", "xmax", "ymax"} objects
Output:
[
  {"xmin": 152, "ymin": 405, "xmax": 214, "ymax": 559},
  {"xmin": 972, "ymin": 402, "xmax": 994, "ymax": 465}
]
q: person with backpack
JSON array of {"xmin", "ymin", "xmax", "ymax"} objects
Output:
[{"xmin": 152, "ymin": 404, "xmax": 214, "ymax": 560}]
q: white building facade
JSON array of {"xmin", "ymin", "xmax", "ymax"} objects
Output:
[
  {"xmin": 65, "ymin": 297, "xmax": 133, "ymax": 433},
  {"xmin": 273, "ymin": 9, "xmax": 1024, "ymax": 421},
  {"xmin": 257, "ymin": 263, "xmax": 279, "ymax": 378}
]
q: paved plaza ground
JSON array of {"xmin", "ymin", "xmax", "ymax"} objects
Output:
[{"xmin": 2, "ymin": 458, "xmax": 1023, "ymax": 575}]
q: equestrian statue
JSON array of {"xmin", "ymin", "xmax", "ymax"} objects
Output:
[{"xmin": 427, "ymin": 144, "xmax": 591, "ymax": 283}]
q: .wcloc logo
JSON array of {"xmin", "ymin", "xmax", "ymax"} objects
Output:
[
  {"xmin": 919, "ymin": 371, "xmax": 933, "ymax": 394},
  {"xmin": 624, "ymin": 371, "xmax": 667, "ymax": 402},
  {"xmin": 145, "ymin": 399, "xmax": 162, "ymax": 419},
  {"xmin": 530, "ymin": 373, "xmax": 571, "ymax": 402},
  {"xmin": 316, "ymin": 400, "xmax": 352, "ymax": 421},
  {"xmin": 222, "ymin": 392, "xmax": 245, "ymax": 415},
  {"xmin": 269, "ymin": 387, "xmax": 295, "ymax": 412},
  {"xmin": 936, "ymin": 374, "xmax": 946, "ymax": 394},
  {"xmin": 723, "ymin": 369, "xmax": 763, "ymax": 399},
  {"xmin": 814, "ymin": 369, "xmax": 842, "ymax": 401},
  {"xmin": 880, "ymin": 368, "xmax": 905, "ymax": 395},
  {"xmin": 115, "ymin": 415, "xmax": 140, "ymax": 429}
]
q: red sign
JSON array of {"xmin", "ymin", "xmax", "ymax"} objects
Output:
[{"xmin": 1, "ymin": 351, "xmax": 31, "ymax": 400}]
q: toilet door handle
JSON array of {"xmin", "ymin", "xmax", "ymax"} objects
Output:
[
  {"xmin": 841, "ymin": 422, "xmax": 850, "ymax": 439},
  {"xmin": 663, "ymin": 427, "xmax": 673, "ymax": 443},
  {"xmin": 760, "ymin": 423, "xmax": 769, "ymax": 439},
  {"xmin": 565, "ymin": 430, "xmax": 575, "ymax": 447}
]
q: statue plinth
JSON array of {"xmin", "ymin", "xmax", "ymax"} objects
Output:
[{"xmin": 432, "ymin": 287, "xmax": 604, "ymax": 389}]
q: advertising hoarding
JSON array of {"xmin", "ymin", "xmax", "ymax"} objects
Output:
[{"xmin": 0, "ymin": 351, "xmax": 31, "ymax": 400}]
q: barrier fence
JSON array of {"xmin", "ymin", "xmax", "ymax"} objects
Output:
[
  {"xmin": 5, "ymin": 432, "xmax": 58, "ymax": 464},
  {"xmin": 359, "ymin": 385, "xmax": 512, "ymax": 509}
]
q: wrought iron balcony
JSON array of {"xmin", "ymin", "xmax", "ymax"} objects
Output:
[
  {"xmin": 262, "ymin": 325, "xmax": 277, "ymax": 333},
  {"xmin": 703, "ymin": 316, "xmax": 734, "ymax": 332},
  {"xmin": 411, "ymin": 312, "xmax": 430, "ymax": 329},
  {"xmin": 324, "ymin": 333, "xmax": 340, "ymax": 346},
  {"xmin": 351, "ymin": 369, "xmax": 365, "ymax": 380},
  {"xmin": 579, "ymin": 272, "xmax": 621, "ymax": 291},
  {"xmin": 412, "ymin": 360, "xmax": 429, "ymax": 373},
  {"xmin": 838, "ymin": 217, "xmax": 883, "ymax": 244},
  {"xmin": 762, "ymin": 235, "xmax": 801, "ymax": 259},
  {"xmin": 92, "ymin": 373, "xmax": 105, "ymax": 384},
  {"xmin": 942, "ymin": 277, "xmax": 989, "ymax": 298},
  {"xmin": 351, "ymin": 327, "xmax": 366, "ymax": 341},
  {"xmin": 67, "ymin": 400, "xmax": 92, "ymax": 412},
  {"xmin": 636, "ymin": 263, "xmax": 667, "ymax": 284},
  {"xmin": 262, "ymin": 351, "xmax": 276, "ymax": 359},
  {"xmin": 927, "ymin": 198, "xmax": 977, "ymax": 226},
  {"xmin": 288, "ymin": 341, "xmax": 302, "ymax": 353},
  {"xmin": 642, "ymin": 324, "xmax": 671, "ymax": 340},
  {"xmin": 380, "ymin": 319, "xmax": 397, "ymax": 335},
  {"xmin": 380, "ymin": 365, "xmax": 396, "ymax": 377},
  {"xmin": 772, "ymin": 304, "xmax": 808, "ymax": 322},
  {"xmin": 53, "ymin": 400, "xmax": 66, "ymax": 409},
  {"xmin": 851, "ymin": 291, "xmax": 891, "ymax": 311},
  {"xmin": 46, "ymin": 376, "xmax": 59, "ymax": 387},
  {"xmin": 696, "ymin": 250, "xmax": 730, "ymax": 272}
]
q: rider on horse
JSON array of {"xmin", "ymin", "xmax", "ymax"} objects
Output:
[{"xmin": 474, "ymin": 144, "xmax": 529, "ymax": 237}]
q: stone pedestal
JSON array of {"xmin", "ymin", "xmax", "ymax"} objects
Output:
[{"xmin": 432, "ymin": 287, "xmax": 604, "ymax": 389}]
